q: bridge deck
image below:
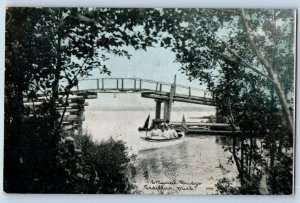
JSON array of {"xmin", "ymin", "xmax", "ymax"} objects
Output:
[
  {"xmin": 141, "ymin": 91, "xmax": 215, "ymax": 105},
  {"xmin": 24, "ymin": 78, "xmax": 216, "ymax": 133},
  {"xmin": 72, "ymin": 78, "xmax": 215, "ymax": 105}
]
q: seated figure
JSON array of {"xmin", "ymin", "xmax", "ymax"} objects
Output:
[
  {"xmin": 161, "ymin": 125, "xmax": 173, "ymax": 139},
  {"xmin": 170, "ymin": 124, "xmax": 178, "ymax": 138},
  {"xmin": 150, "ymin": 125, "xmax": 161, "ymax": 137},
  {"xmin": 160, "ymin": 125, "xmax": 170, "ymax": 139}
]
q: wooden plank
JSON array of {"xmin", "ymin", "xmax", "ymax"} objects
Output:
[
  {"xmin": 139, "ymin": 79, "xmax": 142, "ymax": 90},
  {"xmin": 142, "ymin": 91, "xmax": 213, "ymax": 100},
  {"xmin": 69, "ymin": 102, "xmax": 88, "ymax": 107},
  {"xmin": 171, "ymin": 122, "xmax": 230, "ymax": 127},
  {"xmin": 62, "ymin": 122, "xmax": 73, "ymax": 125},
  {"xmin": 68, "ymin": 95, "xmax": 85, "ymax": 99},
  {"xmin": 141, "ymin": 92, "xmax": 215, "ymax": 105},
  {"xmin": 59, "ymin": 109, "xmax": 79, "ymax": 113},
  {"xmin": 86, "ymin": 95, "xmax": 97, "ymax": 99},
  {"xmin": 24, "ymin": 101, "xmax": 43, "ymax": 106},
  {"xmin": 63, "ymin": 125, "xmax": 74, "ymax": 131},
  {"xmin": 134, "ymin": 79, "xmax": 136, "ymax": 90},
  {"xmin": 63, "ymin": 114, "xmax": 85, "ymax": 121},
  {"xmin": 186, "ymin": 130, "xmax": 240, "ymax": 135},
  {"xmin": 23, "ymin": 95, "xmax": 85, "ymax": 102},
  {"xmin": 75, "ymin": 91, "xmax": 98, "ymax": 95}
]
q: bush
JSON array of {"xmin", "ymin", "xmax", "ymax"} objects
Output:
[
  {"xmin": 215, "ymin": 178, "xmax": 240, "ymax": 195},
  {"xmin": 4, "ymin": 115, "xmax": 62, "ymax": 193},
  {"xmin": 4, "ymin": 115, "xmax": 137, "ymax": 194},
  {"xmin": 76, "ymin": 134, "xmax": 136, "ymax": 194}
]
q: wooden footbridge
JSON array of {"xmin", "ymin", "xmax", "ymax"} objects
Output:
[
  {"xmin": 72, "ymin": 77, "xmax": 215, "ymax": 120},
  {"xmin": 24, "ymin": 77, "xmax": 216, "ymax": 134}
]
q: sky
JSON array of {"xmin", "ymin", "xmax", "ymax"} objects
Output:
[
  {"xmin": 88, "ymin": 46, "xmax": 206, "ymax": 88},
  {"xmin": 83, "ymin": 46, "xmax": 215, "ymax": 111},
  {"xmin": 74, "ymin": 8, "xmax": 294, "ymax": 112}
]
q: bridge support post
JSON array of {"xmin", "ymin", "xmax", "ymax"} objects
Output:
[
  {"xmin": 155, "ymin": 100, "xmax": 162, "ymax": 119},
  {"xmin": 163, "ymin": 100, "xmax": 172, "ymax": 122}
]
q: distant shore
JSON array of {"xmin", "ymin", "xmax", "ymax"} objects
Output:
[{"xmin": 86, "ymin": 106, "xmax": 216, "ymax": 112}]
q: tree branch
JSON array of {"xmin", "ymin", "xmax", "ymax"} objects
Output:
[
  {"xmin": 240, "ymin": 9, "xmax": 294, "ymax": 133},
  {"xmin": 240, "ymin": 10, "xmax": 274, "ymax": 71},
  {"xmin": 216, "ymin": 47, "xmax": 273, "ymax": 82}
]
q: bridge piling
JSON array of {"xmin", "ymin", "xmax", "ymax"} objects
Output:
[
  {"xmin": 26, "ymin": 78, "xmax": 215, "ymax": 135},
  {"xmin": 134, "ymin": 79, "xmax": 136, "ymax": 90},
  {"xmin": 163, "ymin": 100, "xmax": 172, "ymax": 121},
  {"xmin": 155, "ymin": 100, "xmax": 162, "ymax": 119},
  {"xmin": 139, "ymin": 79, "xmax": 142, "ymax": 90}
]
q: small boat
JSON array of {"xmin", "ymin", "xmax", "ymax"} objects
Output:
[
  {"xmin": 139, "ymin": 131, "xmax": 185, "ymax": 151},
  {"xmin": 138, "ymin": 114, "xmax": 150, "ymax": 131}
]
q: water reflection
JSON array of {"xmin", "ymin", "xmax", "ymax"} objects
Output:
[
  {"xmin": 135, "ymin": 136, "xmax": 238, "ymax": 194},
  {"xmin": 215, "ymin": 136, "xmax": 234, "ymax": 146},
  {"xmin": 83, "ymin": 110, "xmax": 293, "ymax": 194}
]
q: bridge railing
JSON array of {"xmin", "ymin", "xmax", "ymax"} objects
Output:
[{"xmin": 66, "ymin": 78, "xmax": 212, "ymax": 99}]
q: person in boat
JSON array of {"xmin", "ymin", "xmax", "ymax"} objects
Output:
[
  {"xmin": 150, "ymin": 124, "xmax": 161, "ymax": 137},
  {"xmin": 165, "ymin": 125, "xmax": 173, "ymax": 139},
  {"xmin": 161, "ymin": 124, "xmax": 173, "ymax": 139},
  {"xmin": 160, "ymin": 125, "xmax": 171, "ymax": 139},
  {"xmin": 169, "ymin": 124, "xmax": 178, "ymax": 138}
]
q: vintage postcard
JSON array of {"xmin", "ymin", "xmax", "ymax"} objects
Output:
[{"xmin": 4, "ymin": 8, "xmax": 296, "ymax": 194}]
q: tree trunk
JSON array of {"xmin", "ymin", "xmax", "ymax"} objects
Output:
[{"xmin": 240, "ymin": 9, "xmax": 294, "ymax": 134}]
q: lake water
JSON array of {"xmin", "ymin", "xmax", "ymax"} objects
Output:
[{"xmin": 83, "ymin": 109, "xmax": 239, "ymax": 194}]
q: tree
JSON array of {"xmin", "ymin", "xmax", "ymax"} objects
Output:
[
  {"xmin": 4, "ymin": 7, "xmax": 162, "ymax": 192},
  {"xmin": 157, "ymin": 8, "xmax": 295, "ymax": 133},
  {"xmin": 239, "ymin": 9, "xmax": 294, "ymax": 133},
  {"xmin": 5, "ymin": 7, "xmax": 295, "ymax": 194},
  {"xmin": 154, "ymin": 8, "xmax": 294, "ymax": 194}
]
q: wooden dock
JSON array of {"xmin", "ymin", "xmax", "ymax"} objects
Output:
[
  {"xmin": 171, "ymin": 122, "xmax": 230, "ymax": 127},
  {"xmin": 171, "ymin": 121, "xmax": 240, "ymax": 135}
]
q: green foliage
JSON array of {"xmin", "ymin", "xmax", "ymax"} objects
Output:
[
  {"xmin": 158, "ymin": 9, "xmax": 294, "ymax": 131},
  {"xmin": 6, "ymin": 8, "xmax": 162, "ymax": 102},
  {"xmin": 4, "ymin": 115, "xmax": 60, "ymax": 193},
  {"xmin": 4, "ymin": 8, "xmax": 159, "ymax": 193},
  {"xmin": 217, "ymin": 133, "xmax": 293, "ymax": 195},
  {"xmin": 74, "ymin": 134, "xmax": 137, "ymax": 194},
  {"xmin": 215, "ymin": 178, "xmax": 240, "ymax": 195},
  {"xmin": 156, "ymin": 9, "xmax": 294, "ymax": 194},
  {"xmin": 5, "ymin": 120, "xmax": 136, "ymax": 194},
  {"xmin": 263, "ymin": 132, "xmax": 293, "ymax": 194},
  {"xmin": 4, "ymin": 8, "xmax": 295, "ymax": 195},
  {"xmin": 219, "ymin": 137, "xmax": 264, "ymax": 194},
  {"xmin": 267, "ymin": 155, "xmax": 293, "ymax": 195}
]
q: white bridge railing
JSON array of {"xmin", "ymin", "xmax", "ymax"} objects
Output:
[{"xmin": 65, "ymin": 78, "xmax": 213, "ymax": 99}]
